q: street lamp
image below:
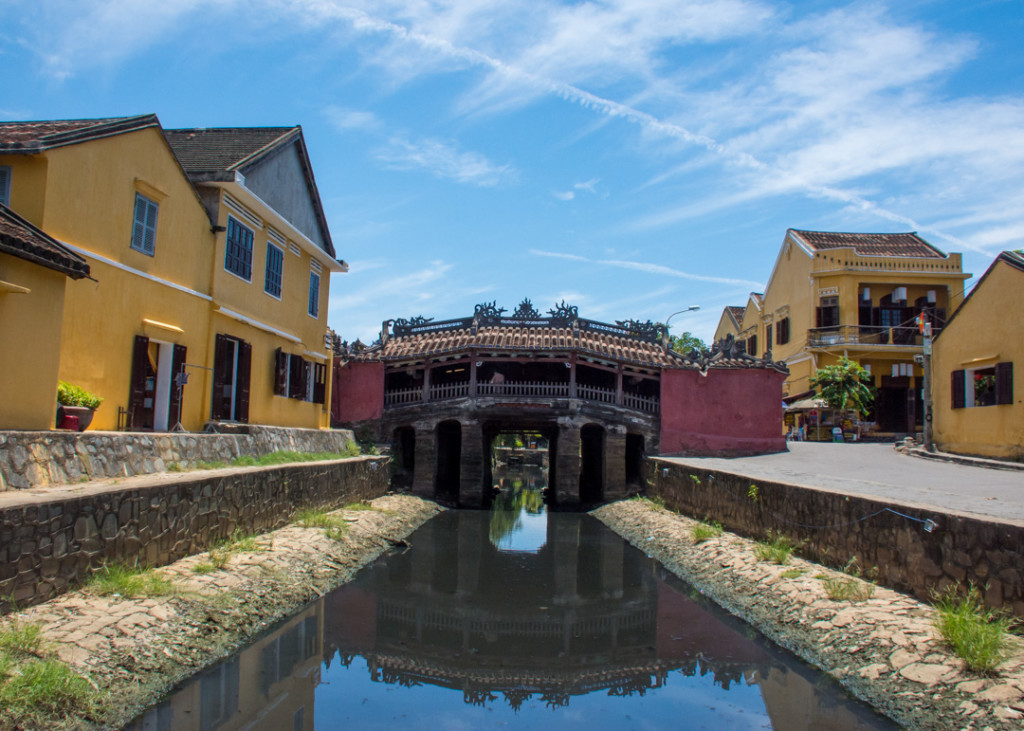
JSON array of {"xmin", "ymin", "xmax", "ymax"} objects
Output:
[{"xmin": 662, "ymin": 305, "xmax": 701, "ymax": 348}]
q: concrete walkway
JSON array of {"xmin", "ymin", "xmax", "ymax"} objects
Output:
[{"xmin": 660, "ymin": 442, "xmax": 1024, "ymax": 524}]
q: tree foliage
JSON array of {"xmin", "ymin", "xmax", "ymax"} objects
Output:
[
  {"xmin": 670, "ymin": 331, "xmax": 710, "ymax": 357},
  {"xmin": 810, "ymin": 357, "xmax": 874, "ymax": 417}
]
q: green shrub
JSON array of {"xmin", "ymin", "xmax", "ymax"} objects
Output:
[
  {"xmin": 934, "ymin": 586, "xmax": 1015, "ymax": 673},
  {"xmin": 56, "ymin": 381, "xmax": 102, "ymax": 409}
]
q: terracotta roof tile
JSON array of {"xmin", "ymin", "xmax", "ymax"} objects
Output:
[
  {"xmin": 0, "ymin": 115, "xmax": 159, "ymax": 152},
  {"xmin": 0, "ymin": 204, "xmax": 90, "ymax": 279},
  {"xmin": 790, "ymin": 229, "xmax": 945, "ymax": 259}
]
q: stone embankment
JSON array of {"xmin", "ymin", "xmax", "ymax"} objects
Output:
[
  {"xmin": 0, "ymin": 494, "xmax": 442, "ymax": 731},
  {"xmin": 594, "ymin": 499, "xmax": 1024, "ymax": 731},
  {"xmin": 0, "ymin": 425, "xmax": 356, "ymax": 490}
]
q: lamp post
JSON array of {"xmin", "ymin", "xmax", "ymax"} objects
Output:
[{"xmin": 662, "ymin": 306, "xmax": 701, "ymax": 348}]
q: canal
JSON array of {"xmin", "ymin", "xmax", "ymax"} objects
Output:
[{"xmin": 127, "ymin": 466, "xmax": 896, "ymax": 730}]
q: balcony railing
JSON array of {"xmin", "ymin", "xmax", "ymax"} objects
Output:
[
  {"xmin": 384, "ymin": 380, "xmax": 659, "ymax": 413},
  {"xmin": 807, "ymin": 325, "xmax": 937, "ymax": 348}
]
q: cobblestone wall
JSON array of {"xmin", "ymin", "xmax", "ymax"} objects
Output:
[
  {"xmin": 646, "ymin": 458, "xmax": 1024, "ymax": 617},
  {"xmin": 0, "ymin": 425, "xmax": 356, "ymax": 490},
  {"xmin": 0, "ymin": 456, "xmax": 389, "ymax": 609}
]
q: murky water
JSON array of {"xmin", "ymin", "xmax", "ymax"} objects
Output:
[{"xmin": 127, "ymin": 468, "xmax": 896, "ymax": 730}]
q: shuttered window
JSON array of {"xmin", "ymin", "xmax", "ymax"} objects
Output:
[
  {"xmin": 951, "ymin": 370, "xmax": 965, "ymax": 409},
  {"xmin": 765, "ymin": 325, "xmax": 773, "ymax": 352},
  {"xmin": 131, "ymin": 193, "xmax": 158, "ymax": 255},
  {"xmin": 0, "ymin": 166, "xmax": 11, "ymax": 206},
  {"xmin": 996, "ymin": 362, "xmax": 1014, "ymax": 406},
  {"xmin": 264, "ymin": 242, "xmax": 284, "ymax": 298},
  {"xmin": 225, "ymin": 216, "xmax": 254, "ymax": 281},
  {"xmin": 777, "ymin": 317, "xmax": 790, "ymax": 345},
  {"xmin": 308, "ymin": 270, "xmax": 320, "ymax": 318}
]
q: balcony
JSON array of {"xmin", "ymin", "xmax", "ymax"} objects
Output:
[
  {"xmin": 807, "ymin": 325, "xmax": 937, "ymax": 348},
  {"xmin": 383, "ymin": 380, "xmax": 660, "ymax": 414}
]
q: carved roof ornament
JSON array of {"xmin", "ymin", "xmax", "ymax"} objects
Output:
[
  {"xmin": 511, "ymin": 298, "xmax": 542, "ymax": 319},
  {"xmin": 548, "ymin": 300, "xmax": 579, "ymax": 321},
  {"xmin": 473, "ymin": 301, "xmax": 507, "ymax": 321},
  {"xmin": 616, "ymin": 319, "xmax": 664, "ymax": 341},
  {"xmin": 393, "ymin": 315, "xmax": 433, "ymax": 329}
]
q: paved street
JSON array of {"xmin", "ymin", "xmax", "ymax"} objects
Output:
[{"xmin": 662, "ymin": 442, "xmax": 1024, "ymax": 524}]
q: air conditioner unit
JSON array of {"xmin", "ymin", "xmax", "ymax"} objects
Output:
[
  {"xmin": 861, "ymin": 287, "xmax": 870, "ymax": 301},
  {"xmin": 893, "ymin": 286, "xmax": 907, "ymax": 302},
  {"xmin": 927, "ymin": 290, "xmax": 937, "ymax": 303}
]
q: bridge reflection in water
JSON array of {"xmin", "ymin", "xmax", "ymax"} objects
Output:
[{"xmin": 128, "ymin": 473, "xmax": 895, "ymax": 730}]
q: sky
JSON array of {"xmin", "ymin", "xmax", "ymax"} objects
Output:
[{"xmin": 2, "ymin": 0, "xmax": 1022, "ymax": 344}]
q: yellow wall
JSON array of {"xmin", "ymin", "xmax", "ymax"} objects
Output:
[
  {"xmin": 0, "ymin": 155, "xmax": 49, "ymax": 226},
  {"xmin": 0, "ymin": 255, "xmax": 69, "ymax": 430},
  {"xmin": 933, "ymin": 259, "xmax": 1024, "ymax": 459}
]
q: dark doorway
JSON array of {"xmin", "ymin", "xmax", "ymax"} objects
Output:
[
  {"xmin": 393, "ymin": 426, "xmax": 415, "ymax": 489},
  {"xmin": 579, "ymin": 424, "xmax": 604, "ymax": 504},
  {"xmin": 435, "ymin": 421, "xmax": 462, "ymax": 503},
  {"xmin": 625, "ymin": 433, "xmax": 645, "ymax": 486}
]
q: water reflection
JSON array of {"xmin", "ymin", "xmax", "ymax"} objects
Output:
[
  {"xmin": 489, "ymin": 466, "xmax": 547, "ymax": 552},
  {"xmin": 127, "ymin": 475, "xmax": 895, "ymax": 730}
]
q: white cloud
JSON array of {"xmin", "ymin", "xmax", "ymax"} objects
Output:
[
  {"xmin": 552, "ymin": 190, "xmax": 575, "ymax": 201},
  {"xmin": 325, "ymin": 105, "xmax": 378, "ymax": 132},
  {"xmin": 375, "ymin": 135, "xmax": 515, "ymax": 186},
  {"xmin": 529, "ymin": 249, "xmax": 763, "ymax": 289}
]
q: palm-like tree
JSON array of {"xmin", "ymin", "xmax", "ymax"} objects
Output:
[{"xmin": 810, "ymin": 357, "xmax": 874, "ymax": 417}]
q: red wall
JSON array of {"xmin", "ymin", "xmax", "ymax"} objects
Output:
[
  {"xmin": 331, "ymin": 361, "xmax": 385, "ymax": 425},
  {"xmin": 659, "ymin": 368, "xmax": 786, "ymax": 456}
]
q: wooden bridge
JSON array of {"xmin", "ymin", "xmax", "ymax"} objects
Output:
[{"xmin": 332, "ymin": 299, "xmax": 789, "ymax": 508}]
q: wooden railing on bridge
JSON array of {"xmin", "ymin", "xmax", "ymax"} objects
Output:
[{"xmin": 384, "ymin": 380, "xmax": 659, "ymax": 414}]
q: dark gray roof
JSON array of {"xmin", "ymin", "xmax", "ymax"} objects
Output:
[
  {"xmin": 162, "ymin": 127, "xmax": 299, "ymax": 177},
  {"xmin": 0, "ymin": 204, "xmax": 90, "ymax": 279},
  {"xmin": 0, "ymin": 115, "xmax": 158, "ymax": 152}
]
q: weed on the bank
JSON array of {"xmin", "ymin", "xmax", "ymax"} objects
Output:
[
  {"xmin": 780, "ymin": 568, "xmax": 806, "ymax": 580},
  {"xmin": 691, "ymin": 520, "xmax": 723, "ymax": 544},
  {"xmin": 934, "ymin": 585, "xmax": 1015, "ymax": 673},
  {"xmin": 0, "ymin": 620, "xmax": 98, "ymax": 728},
  {"xmin": 191, "ymin": 530, "xmax": 268, "ymax": 574},
  {"xmin": 754, "ymin": 533, "xmax": 795, "ymax": 565},
  {"xmin": 296, "ymin": 508, "xmax": 350, "ymax": 541},
  {"xmin": 87, "ymin": 564, "xmax": 176, "ymax": 599},
  {"xmin": 823, "ymin": 576, "xmax": 875, "ymax": 602}
]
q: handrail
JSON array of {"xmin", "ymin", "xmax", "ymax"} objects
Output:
[
  {"xmin": 384, "ymin": 380, "xmax": 659, "ymax": 413},
  {"xmin": 807, "ymin": 325, "xmax": 939, "ymax": 347}
]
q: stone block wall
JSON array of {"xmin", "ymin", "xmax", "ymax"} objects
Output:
[
  {"xmin": 646, "ymin": 458, "xmax": 1024, "ymax": 617},
  {"xmin": 0, "ymin": 456, "xmax": 388, "ymax": 610},
  {"xmin": 0, "ymin": 425, "xmax": 356, "ymax": 490}
]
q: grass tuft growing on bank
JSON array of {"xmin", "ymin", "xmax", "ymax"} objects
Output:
[
  {"xmin": 86, "ymin": 564, "xmax": 176, "ymax": 599},
  {"xmin": 691, "ymin": 520, "xmax": 723, "ymax": 544},
  {"xmin": 822, "ymin": 576, "xmax": 875, "ymax": 602},
  {"xmin": 934, "ymin": 586, "xmax": 1015, "ymax": 673},
  {"xmin": 296, "ymin": 508, "xmax": 350, "ymax": 541},
  {"xmin": 0, "ymin": 620, "xmax": 99, "ymax": 728},
  {"xmin": 184, "ymin": 443, "xmax": 366, "ymax": 473},
  {"xmin": 754, "ymin": 534, "xmax": 795, "ymax": 565},
  {"xmin": 191, "ymin": 530, "xmax": 269, "ymax": 573}
]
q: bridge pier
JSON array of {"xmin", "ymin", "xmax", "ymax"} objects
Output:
[
  {"xmin": 554, "ymin": 421, "xmax": 581, "ymax": 507},
  {"xmin": 412, "ymin": 425, "xmax": 436, "ymax": 498},
  {"xmin": 603, "ymin": 425, "xmax": 628, "ymax": 501},
  {"xmin": 459, "ymin": 418, "xmax": 486, "ymax": 508}
]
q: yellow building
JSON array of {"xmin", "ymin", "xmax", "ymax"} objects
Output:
[
  {"xmin": 0, "ymin": 115, "xmax": 344, "ymax": 432},
  {"xmin": 712, "ymin": 304, "xmax": 748, "ymax": 345},
  {"xmin": 0, "ymin": 204, "xmax": 90, "ymax": 430},
  {"xmin": 932, "ymin": 251, "xmax": 1022, "ymax": 459},
  {"xmin": 718, "ymin": 229, "xmax": 969, "ymax": 436}
]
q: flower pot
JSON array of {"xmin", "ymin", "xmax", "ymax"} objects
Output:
[{"xmin": 58, "ymin": 405, "xmax": 95, "ymax": 431}]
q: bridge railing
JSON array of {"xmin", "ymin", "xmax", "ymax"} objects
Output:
[{"xmin": 384, "ymin": 380, "xmax": 659, "ymax": 413}]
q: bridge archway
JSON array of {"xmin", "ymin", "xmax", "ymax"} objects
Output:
[
  {"xmin": 392, "ymin": 426, "xmax": 416, "ymax": 489},
  {"xmin": 579, "ymin": 424, "xmax": 605, "ymax": 504},
  {"xmin": 435, "ymin": 420, "xmax": 461, "ymax": 503}
]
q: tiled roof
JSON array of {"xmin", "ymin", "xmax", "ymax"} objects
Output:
[
  {"xmin": 727, "ymin": 306, "xmax": 745, "ymax": 325},
  {"xmin": 790, "ymin": 229, "xmax": 946, "ymax": 259},
  {"xmin": 0, "ymin": 204, "xmax": 90, "ymax": 279},
  {"xmin": 365, "ymin": 324, "xmax": 689, "ymax": 368},
  {"xmin": 0, "ymin": 115, "xmax": 159, "ymax": 152},
  {"xmin": 163, "ymin": 127, "xmax": 298, "ymax": 175}
]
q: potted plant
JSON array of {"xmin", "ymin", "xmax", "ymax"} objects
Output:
[{"xmin": 56, "ymin": 381, "xmax": 103, "ymax": 431}]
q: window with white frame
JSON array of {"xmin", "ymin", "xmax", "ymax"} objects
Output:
[
  {"xmin": 308, "ymin": 269, "xmax": 320, "ymax": 318},
  {"xmin": 131, "ymin": 193, "xmax": 159, "ymax": 255},
  {"xmin": 225, "ymin": 216, "xmax": 254, "ymax": 280},
  {"xmin": 264, "ymin": 242, "xmax": 284, "ymax": 298},
  {"xmin": 951, "ymin": 362, "xmax": 1013, "ymax": 409},
  {"xmin": 0, "ymin": 166, "xmax": 11, "ymax": 206}
]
